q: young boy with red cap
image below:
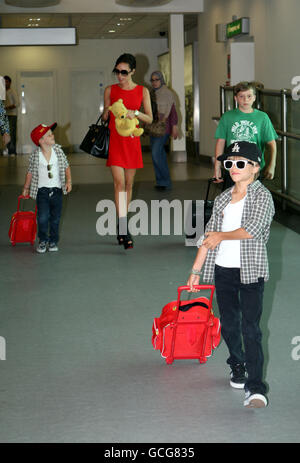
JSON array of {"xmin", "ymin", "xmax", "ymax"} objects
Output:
[
  {"xmin": 187, "ymin": 141, "xmax": 275, "ymax": 409},
  {"xmin": 22, "ymin": 123, "xmax": 72, "ymax": 253}
]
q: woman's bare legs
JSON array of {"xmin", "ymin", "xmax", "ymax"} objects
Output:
[{"xmin": 110, "ymin": 166, "xmax": 136, "ymax": 247}]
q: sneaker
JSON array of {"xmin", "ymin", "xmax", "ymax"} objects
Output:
[
  {"xmin": 48, "ymin": 242, "xmax": 58, "ymax": 252},
  {"xmin": 230, "ymin": 364, "xmax": 246, "ymax": 389},
  {"xmin": 244, "ymin": 391, "xmax": 268, "ymax": 408},
  {"xmin": 36, "ymin": 241, "xmax": 47, "ymax": 253},
  {"xmin": 3, "ymin": 149, "xmax": 8, "ymax": 156}
]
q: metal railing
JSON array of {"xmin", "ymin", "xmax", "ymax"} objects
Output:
[{"xmin": 218, "ymin": 85, "xmax": 300, "ymax": 208}]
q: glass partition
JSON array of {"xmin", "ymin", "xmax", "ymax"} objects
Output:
[
  {"xmin": 288, "ymin": 137, "xmax": 300, "ymax": 201},
  {"xmin": 288, "ymin": 97, "xmax": 300, "ymax": 136},
  {"xmin": 260, "ymin": 93, "xmax": 281, "ymax": 131}
]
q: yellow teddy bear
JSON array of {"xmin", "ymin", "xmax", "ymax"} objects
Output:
[{"xmin": 109, "ymin": 99, "xmax": 144, "ymax": 137}]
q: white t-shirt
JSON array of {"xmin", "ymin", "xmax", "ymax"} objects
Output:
[
  {"xmin": 38, "ymin": 148, "xmax": 61, "ymax": 189},
  {"xmin": 215, "ymin": 195, "xmax": 246, "ymax": 268}
]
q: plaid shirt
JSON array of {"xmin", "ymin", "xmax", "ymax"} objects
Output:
[
  {"xmin": 202, "ymin": 180, "xmax": 275, "ymax": 284},
  {"xmin": 27, "ymin": 144, "xmax": 69, "ymax": 199},
  {"xmin": 0, "ymin": 100, "xmax": 10, "ymax": 135}
]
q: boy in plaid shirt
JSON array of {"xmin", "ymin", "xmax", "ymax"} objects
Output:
[
  {"xmin": 22, "ymin": 123, "xmax": 72, "ymax": 253},
  {"xmin": 187, "ymin": 141, "xmax": 275, "ymax": 409}
]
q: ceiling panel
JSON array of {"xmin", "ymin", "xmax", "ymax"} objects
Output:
[{"xmin": 0, "ymin": 12, "xmax": 197, "ymax": 39}]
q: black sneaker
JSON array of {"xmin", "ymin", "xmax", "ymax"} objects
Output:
[
  {"xmin": 244, "ymin": 391, "xmax": 268, "ymax": 408},
  {"xmin": 230, "ymin": 364, "xmax": 246, "ymax": 389},
  {"xmin": 36, "ymin": 241, "xmax": 47, "ymax": 253}
]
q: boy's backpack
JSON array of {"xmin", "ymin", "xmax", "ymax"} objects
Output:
[{"xmin": 152, "ymin": 285, "xmax": 221, "ymax": 364}]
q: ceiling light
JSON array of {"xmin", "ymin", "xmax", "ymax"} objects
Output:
[
  {"xmin": 0, "ymin": 27, "xmax": 76, "ymax": 46},
  {"xmin": 116, "ymin": 0, "xmax": 172, "ymax": 7}
]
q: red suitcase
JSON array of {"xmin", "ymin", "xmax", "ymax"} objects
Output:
[
  {"xmin": 152, "ymin": 285, "xmax": 221, "ymax": 364},
  {"xmin": 9, "ymin": 195, "xmax": 37, "ymax": 246}
]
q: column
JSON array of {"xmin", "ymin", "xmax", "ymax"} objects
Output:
[{"xmin": 169, "ymin": 13, "xmax": 186, "ymax": 162}]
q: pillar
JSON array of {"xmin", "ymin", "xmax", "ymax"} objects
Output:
[{"xmin": 169, "ymin": 13, "xmax": 186, "ymax": 162}]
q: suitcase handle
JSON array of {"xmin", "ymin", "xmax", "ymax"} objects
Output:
[
  {"xmin": 177, "ymin": 285, "xmax": 215, "ymax": 312},
  {"xmin": 205, "ymin": 178, "xmax": 217, "ymax": 202},
  {"xmin": 17, "ymin": 195, "xmax": 37, "ymax": 216}
]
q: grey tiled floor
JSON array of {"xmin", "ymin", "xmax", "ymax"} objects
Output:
[{"xmin": 0, "ymin": 152, "xmax": 299, "ymax": 443}]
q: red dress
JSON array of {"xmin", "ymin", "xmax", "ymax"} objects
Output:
[{"xmin": 106, "ymin": 84, "xmax": 144, "ymax": 169}]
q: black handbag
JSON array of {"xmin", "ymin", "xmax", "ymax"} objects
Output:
[{"xmin": 80, "ymin": 116, "xmax": 110, "ymax": 159}]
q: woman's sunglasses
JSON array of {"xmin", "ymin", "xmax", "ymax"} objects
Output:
[
  {"xmin": 223, "ymin": 159, "xmax": 255, "ymax": 170},
  {"xmin": 47, "ymin": 164, "xmax": 53, "ymax": 179},
  {"xmin": 113, "ymin": 68, "xmax": 131, "ymax": 76},
  {"xmin": 150, "ymin": 78, "xmax": 160, "ymax": 82}
]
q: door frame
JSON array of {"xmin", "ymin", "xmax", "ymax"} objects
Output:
[{"xmin": 16, "ymin": 68, "xmax": 58, "ymax": 154}]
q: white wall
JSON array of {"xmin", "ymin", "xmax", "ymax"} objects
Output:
[
  {"xmin": 198, "ymin": 0, "xmax": 300, "ymax": 157},
  {"xmin": 0, "ymin": 37, "xmax": 168, "ymax": 150}
]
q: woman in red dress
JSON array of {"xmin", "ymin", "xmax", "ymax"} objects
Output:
[{"xmin": 102, "ymin": 54, "xmax": 152, "ymax": 249}]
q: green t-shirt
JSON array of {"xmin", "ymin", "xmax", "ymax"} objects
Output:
[{"xmin": 215, "ymin": 108, "xmax": 278, "ymax": 169}]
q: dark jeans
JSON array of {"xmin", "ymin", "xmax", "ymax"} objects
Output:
[
  {"xmin": 214, "ymin": 265, "xmax": 266, "ymax": 395},
  {"xmin": 7, "ymin": 115, "xmax": 17, "ymax": 155},
  {"xmin": 36, "ymin": 187, "xmax": 63, "ymax": 244},
  {"xmin": 150, "ymin": 134, "xmax": 172, "ymax": 188}
]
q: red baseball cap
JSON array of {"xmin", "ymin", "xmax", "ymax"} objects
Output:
[{"xmin": 30, "ymin": 122, "xmax": 57, "ymax": 146}]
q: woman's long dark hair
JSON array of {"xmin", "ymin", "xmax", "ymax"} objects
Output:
[{"xmin": 114, "ymin": 53, "xmax": 136, "ymax": 71}]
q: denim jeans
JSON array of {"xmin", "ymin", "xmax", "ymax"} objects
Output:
[
  {"xmin": 150, "ymin": 133, "xmax": 172, "ymax": 188},
  {"xmin": 214, "ymin": 265, "xmax": 266, "ymax": 394},
  {"xmin": 36, "ymin": 187, "xmax": 63, "ymax": 244}
]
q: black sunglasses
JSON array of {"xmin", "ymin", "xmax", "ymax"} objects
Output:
[
  {"xmin": 150, "ymin": 78, "xmax": 160, "ymax": 82},
  {"xmin": 113, "ymin": 68, "xmax": 131, "ymax": 76},
  {"xmin": 47, "ymin": 164, "xmax": 53, "ymax": 179},
  {"xmin": 223, "ymin": 159, "xmax": 255, "ymax": 170}
]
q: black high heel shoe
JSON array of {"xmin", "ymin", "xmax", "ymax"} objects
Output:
[
  {"xmin": 117, "ymin": 234, "xmax": 124, "ymax": 245},
  {"xmin": 117, "ymin": 220, "xmax": 124, "ymax": 245},
  {"xmin": 123, "ymin": 233, "xmax": 133, "ymax": 250}
]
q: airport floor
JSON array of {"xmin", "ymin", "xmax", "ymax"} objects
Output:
[{"xmin": 0, "ymin": 151, "xmax": 299, "ymax": 443}]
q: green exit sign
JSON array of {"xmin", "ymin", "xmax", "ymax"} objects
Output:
[{"xmin": 226, "ymin": 17, "xmax": 250, "ymax": 38}]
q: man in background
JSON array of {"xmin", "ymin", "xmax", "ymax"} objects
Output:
[{"xmin": 4, "ymin": 75, "xmax": 19, "ymax": 157}]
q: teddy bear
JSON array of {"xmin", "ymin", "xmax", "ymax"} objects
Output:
[{"xmin": 109, "ymin": 99, "xmax": 144, "ymax": 137}]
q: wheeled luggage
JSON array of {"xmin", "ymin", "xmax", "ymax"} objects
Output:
[
  {"xmin": 152, "ymin": 285, "xmax": 221, "ymax": 364},
  {"xmin": 8, "ymin": 195, "xmax": 37, "ymax": 246},
  {"xmin": 185, "ymin": 179, "xmax": 220, "ymax": 243}
]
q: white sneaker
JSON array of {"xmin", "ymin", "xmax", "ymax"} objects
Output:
[
  {"xmin": 244, "ymin": 391, "xmax": 268, "ymax": 408},
  {"xmin": 48, "ymin": 242, "xmax": 58, "ymax": 252},
  {"xmin": 36, "ymin": 241, "xmax": 47, "ymax": 253},
  {"xmin": 3, "ymin": 149, "xmax": 8, "ymax": 156}
]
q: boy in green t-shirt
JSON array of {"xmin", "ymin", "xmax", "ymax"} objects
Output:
[{"xmin": 214, "ymin": 81, "xmax": 278, "ymax": 184}]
